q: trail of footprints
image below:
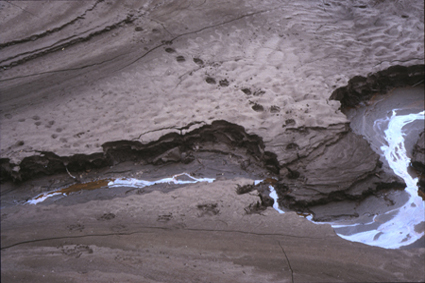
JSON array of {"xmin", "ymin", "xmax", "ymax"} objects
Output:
[{"xmin": 163, "ymin": 45, "xmax": 281, "ymax": 114}]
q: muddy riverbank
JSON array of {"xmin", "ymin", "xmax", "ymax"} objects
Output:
[{"xmin": 1, "ymin": 0, "xmax": 424, "ymax": 282}]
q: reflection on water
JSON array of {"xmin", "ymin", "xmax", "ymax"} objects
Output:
[
  {"xmin": 27, "ymin": 173, "xmax": 215, "ymax": 205},
  {"xmin": 28, "ymin": 179, "xmax": 114, "ymax": 205},
  {"xmin": 269, "ymin": 110, "xmax": 425, "ymax": 249},
  {"xmin": 25, "ymin": 87, "xmax": 425, "ymax": 249},
  {"xmin": 334, "ymin": 110, "xmax": 424, "ymax": 249},
  {"xmin": 108, "ymin": 173, "xmax": 215, "ymax": 188}
]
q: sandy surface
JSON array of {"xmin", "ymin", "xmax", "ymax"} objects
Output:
[
  {"xmin": 2, "ymin": 178, "xmax": 425, "ymax": 282},
  {"xmin": 1, "ymin": 0, "xmax": 423, "ymax": 165},
  {"xmin": 1, "ymin": 0, "xmax": 425, "ymax": 282}
]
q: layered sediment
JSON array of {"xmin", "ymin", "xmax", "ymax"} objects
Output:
[{"xmin": 1, "ymin": 1, "xmax": 424, "ymax": 282}]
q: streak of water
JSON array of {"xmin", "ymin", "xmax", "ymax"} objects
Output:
[
  {"xmin": 108, "ymin": 173, "xmax": 215, "ymax": 188},
  {"xmin": 28, "ymin": 173, "xmax": 215, "ymax": 205},
  {"xmin": 333, "ymin": 110, "xmax": 424, "ymax": 249},
  {"xmin": 268, "ymin": 110, "xmax": 424, "ymax": 249},
  {"xmin": 24, "ymin": 108, "xmax": 425, "ymax": 249}
]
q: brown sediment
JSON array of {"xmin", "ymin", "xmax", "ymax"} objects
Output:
[
  {"xmin": 33, "ymin": 179, "xmax": 114, "ymax": 201},
  {"xmin": 57, "ymin": 179, "xmax": 113, "ymax": 195}
]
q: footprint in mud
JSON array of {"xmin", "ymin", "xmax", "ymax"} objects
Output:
[
  {"xmin": 197, "ymin": 203, "xmax": 220, "ymax": 217},
  {"xmin": 283, "ymin": 119, "xmax": 296, "ymax": 127},
  {"xmin": 165, "ymin": 47, "xmax": 176, "ymax": 53},
  {"xmin": 219, "ymin": 79, "xmax": 229, "ymax": 87},
  {"xmin": 14, "ymin": 141, "xmax": 24, "ymax": 147},
  {"xmin": 270, "ymin": 105, "xmax": 281, "ymax": 113},
  {"xmin": 244, "ymin": 201, "xmax": 267, "ymax": 215},
  {"xmin": 67, "ymin": 224, "xmax": 85, "ymax": 232},
  {"xmin": 193, "ymin": 58, "xmax": 204, "ymax": 65},
  {"xmin": 111, "ymin": 224, "xmax": 126, "ymax": 232},
  {"xmin": 251, "ymin": 103, "xmax": 264, "ymax": 112},
  {"xmin": 176, "ymin": 55, "xmax": 186, "ymax": 62},
  {"xmin": 253, "ymin": 90, "xmax": 265, "ymax": 96},
  {"xmin": 45, "ymin": 120, "xmax": 55, "ymax": 128},
  {"xmin": 205, "ymin": 77, "xmax": 216, "ymax": 84},
  {"xmin": 241, "ymin": 88, "xmax": 252, "ymax": 95},
  {"xmin": 97, "ymin": 213, "xmax": 115, "ymax": 221},
  {"xmin": 157, "ymin": 213, "xmax": 173, "ymax": 222},
  {"xmin": 61, "ymin": 245, "xmax": 93, "ymax": 258}
]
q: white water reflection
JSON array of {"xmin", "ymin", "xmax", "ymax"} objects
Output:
[
  {"xmin": 25, "ymin": 110, "xmax": 425, "ymax": 248},
  {"xmin": 108, "ymin": 173, "xmax": 215, "ymax": 188},
  {"xmin": 333, "ymin": 110, "xmax": 424, "ymax": 249},
  {"xmin": 269, "ymin": 110, "xmax": 425, "ymax": 249},
  {"xmin": 27, "ymin": 192, "xmax": 63, "ymax": 205},
  {"xmin": 27, "ymin": 173, "xmax": 215, "ymax": 205},
  {"xmin": 269, "ymin": 185, "xmax": 285, "ymax": 214}
]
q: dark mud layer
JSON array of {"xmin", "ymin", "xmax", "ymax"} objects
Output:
[
  {"xmin": 0, "ymin": 120, "xmax": 279, "ymax": 183},
  {"xmin": 0, "ymin": 150, "xmax": 271, "ymax": 210},
  {"xmin": 1, "ymin": 118, "xmax": 403, "ymax": 219},
  {"xmin": 330, "ymin": 64, "xmax": 424, "ymax": 108},
  {"xmin": 412, "ymin": 131, "xmax": 425, "ymax": 194},
  {"xmin": 274, "ymin": 131, "xmax": 405, "ymax": 215}
]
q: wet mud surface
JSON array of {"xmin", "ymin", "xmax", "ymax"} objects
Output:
[{"xmin": 1, "ymin": 1, "xmax": 425, "ymax": 282}]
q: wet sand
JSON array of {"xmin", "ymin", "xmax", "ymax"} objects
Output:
[
  {"xmin": 1, "ymin": 1, "xmax": 424, "ymax": 282},
  {"xmin": 2, "ymin": 169, "xmax": 424, "ymax": 282}
]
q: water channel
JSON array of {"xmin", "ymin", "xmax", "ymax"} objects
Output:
[{"xmin": 25, "ymin": 87, "xmax": 424, "ymax": 250}]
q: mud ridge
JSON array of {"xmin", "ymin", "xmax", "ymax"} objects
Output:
[
  {"xmin": 276, "ymin": 179, "xmax": 405, "ymax": 218},
  {"xmin": 272, "ymin": 129, "xmax": 407, "ymax": 215},
  {"xmin": 0, "ymin": 0, "xmax": 102, "ymax": 49},
  {"xmin": 330, "ymin": 64, "xmax": 424, "ymax": 109},
  {"xmin": 0, "ymin": 120, "xmax": 279, "ymax": 183},
  {"xmin": 0, "ymin": 14, "xmax": 135, "ymax": 69}
]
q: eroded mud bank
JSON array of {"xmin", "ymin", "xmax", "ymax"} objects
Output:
[
  {"xmin": 1, "ymin": 1, "xmax": 424, "ymax": 281},
  {"xmin": 0, "ymin": 120, "xmax": 278, "ymax": 183},
  {"xmin": 0, "ymin": 119, "xmax": 405, "ymax": 215},
  {"xmin": 1, "ymin": 65, "xmax": 423, "ymax": 219}
]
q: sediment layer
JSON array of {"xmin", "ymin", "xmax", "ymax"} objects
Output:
[
  {"xmin": 0, "ymin": 120, "xmax": 278, "ymax": 182},
  {"xmin": 330, "ymin": 64, "xmax": 424, "ymax": 108}
]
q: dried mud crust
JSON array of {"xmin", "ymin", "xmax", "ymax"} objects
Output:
[
  {"xmin": 330, "ymin": 64, "xmax": 424, "ymax": 108},
  {"xmin": 1, "ymin": 117, "xmax": 406, "ymax": 215},
  {"xmin": 0, "ymin": 120, "xmax": 279, "ymax": 183},
  {"xmin": 0, "ymin": 1, "xmax": 422, "ymax": 215}
]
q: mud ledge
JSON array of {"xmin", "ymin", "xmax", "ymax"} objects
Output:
[
  {"xmin": 330, "ymin": 64, "xmax": 424, "ymax": 109},
  {"xmin": 412, "ymin": 130, "xmax": 425, "ymax": 194},
  {"xmin": 275, "ymin": 180, "xmax": 405, "ymax": 217},
  {"xmin": 0, "ymin": 120, "xmax": 279, "ymax": 183}
]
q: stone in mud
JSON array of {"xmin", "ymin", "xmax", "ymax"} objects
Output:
[
  {"xmin": 412, "ymin": 131, "xmax": 425, "ymax": 172},
  {"xmin": 275, "ymin": 132, "xmax": 405, "ymax": 210}
]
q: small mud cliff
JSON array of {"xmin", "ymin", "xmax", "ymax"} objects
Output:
[
  {"xmin": 412, "ymin": 131, "xmax": 425, "ymax": 194},
  {"xmin": 275, "ymin": 131, "xmax": 404, "ymax": 212}
]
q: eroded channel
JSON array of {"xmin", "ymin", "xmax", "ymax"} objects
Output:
[{"xmin": 2, "ymin": 86, "xmax": 424, "ymax": 250}]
